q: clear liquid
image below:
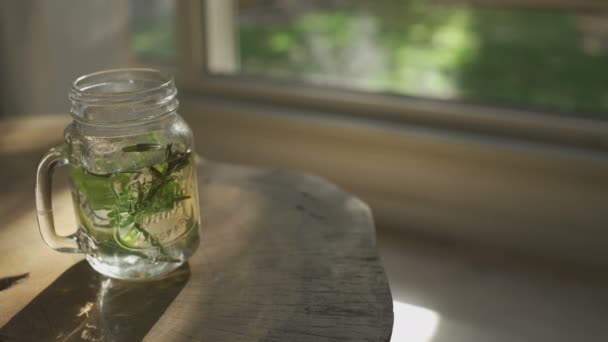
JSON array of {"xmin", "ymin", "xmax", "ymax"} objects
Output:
[{"xmin": 69, "ymin": 149, "xmax": 200, "ymax": 280}]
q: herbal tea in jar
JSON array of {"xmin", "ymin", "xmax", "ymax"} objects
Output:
[{"xmin": 35, "ymin": 69, "xmax": 201, "ymax": 280}]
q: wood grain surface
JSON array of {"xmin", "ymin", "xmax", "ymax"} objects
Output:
[{"xmin": 0, "ymin": 116, "xmax": 393, "ymax": 341}]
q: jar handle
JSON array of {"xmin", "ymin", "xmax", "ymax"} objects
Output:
[{"xmin": 35, "ymin": 145, "xmax": 81, "ymax": 253}]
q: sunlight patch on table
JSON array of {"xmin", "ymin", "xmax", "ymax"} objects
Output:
[{"xmin": 392, "ymin": 300, "xmax": 440, "ymax": 342}]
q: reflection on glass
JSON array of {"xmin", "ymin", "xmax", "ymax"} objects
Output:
[
  {"xmin": 128, "ymin": 0, "xmax": 176, "ymax": 62},
  {"xmin": 232, "ymin": 0, "xmax": 608, "ymax": 117}
]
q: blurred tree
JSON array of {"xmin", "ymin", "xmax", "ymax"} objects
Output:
[
  {"xmin": 457, "ymin": 8, "xmax": 608, "ymax": 114},
  {"xmin": 236, "ymin": 0, "xmax": 608, "ymax": 117}
]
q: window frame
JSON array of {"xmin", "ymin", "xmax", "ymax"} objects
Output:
[{"xmin": 175, "ymin": 0, "xmax": 608, "ymax": 153}]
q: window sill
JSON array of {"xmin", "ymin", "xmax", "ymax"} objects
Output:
[{"xmin": 181, "ymin": 94, "xmax": 608, "ymax": 268}]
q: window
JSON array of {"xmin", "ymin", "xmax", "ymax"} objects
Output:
[
  {"xmin": 128, "ymin": 0, "xmax": 176, "ymax": 64},
  {"xmin": 203, "ymin": 0, "xmax": 608, "ymax": 119},
  {"xmin": 152, "ymin": 0, "xmax": 608, "ymax": 269}
]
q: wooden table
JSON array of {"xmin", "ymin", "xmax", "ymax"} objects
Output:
[{"xmin": 0, "ymin": 115, "xmax": 393, "ymax": 341}]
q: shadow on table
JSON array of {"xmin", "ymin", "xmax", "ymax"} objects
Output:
[{"xmin": 0, "ymin": 260, "xmax": 190, "ymax": 341}]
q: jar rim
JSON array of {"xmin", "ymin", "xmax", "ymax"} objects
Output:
[
  {"xmin": 70, "ymin": 68, "xmax": 174, "ymax": 102},
  {"xmin": 69, "ymin": 68, "xmax": 178, "ymax": 125}
]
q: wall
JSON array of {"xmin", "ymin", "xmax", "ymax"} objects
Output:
[{"xmin": 0, "ymin": 0, "xmax": 131, "ymax": 117}]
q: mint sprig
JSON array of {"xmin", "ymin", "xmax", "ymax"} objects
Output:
[{"xmin": 109, "ymin": 143, "xmax": 191, "ymax": 262}]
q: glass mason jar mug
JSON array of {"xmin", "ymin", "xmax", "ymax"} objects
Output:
[{"xmin": 35, "ymin": 69, "xmax": 201, "ymax": 280}]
